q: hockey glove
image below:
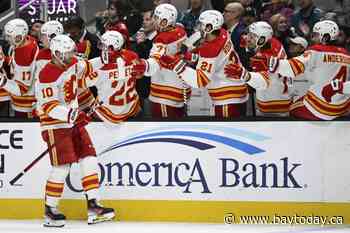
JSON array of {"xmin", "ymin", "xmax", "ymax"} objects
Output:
[
  {"xmin": 224, "ymin": 63, "xmax": 250, "ymax": 82},
  {"xmin": 250, "ymin": 54, "xmax": 268, "ymax": 72},
  {"xmin": 159, "ymin": 55, "xmax": 187, "ymax": 75},
  {"xmin": 183, "ymin": 51, "xmax": 199, "ymax": 64},
  {"xmin": 68, "ymin": 109, "xmax": 92, "ymax": 127},
  {"xmin": 131, "ymin": 59, "xmax": 149, "ymax": 77},
  {"xmin": 321, "ymin": 79, "xmax": 344, "ymax": 102}
]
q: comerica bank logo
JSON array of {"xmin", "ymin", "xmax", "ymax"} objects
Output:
[
  {"xmin": 100, "ymin": 125, "xmax": 269, "ymax": 155},
  {"xmin": 66, "ymin": 125, "xmax": 304, "ymax": 194}
]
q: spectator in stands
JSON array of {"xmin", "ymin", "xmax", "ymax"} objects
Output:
[
  {"xmin": 242, "ymin": 6, "xmax": 258, "ymax": 27},
  {"xmin": 131, "ymin": 9, "xmax": 157, "ymax": 117},
  {"xmin": 240, "ymin": 0, "xmax": 262, "ymax": 16},
  {"xmin": 96, "ymin": 0, "xmax": 142, "ymax": 37},
  {"xmin": 223, "ymin": 2, "xmax": 248, "ymax": 67},
  {"xmin": 270, "ymin": 13, "xmax": 295, "ymax": 57},
  {"xmin": 95, "ymin": 0, "xmax": 119, "ymax": 36},
  {"xmin": 291, "ymin": 0, "xmax": 323, "ymax": 38},
  {"xmin": 260, "ymin": 0, "xmax": 294, "ymax": 24},
  {"xmin": 179, "ymin": 0, "xmax": 206, "ymax": 36},
  {"xmin": 64, "ymin": 16, "xmax": 100, "ymax": 59},
  {"xmin": 29, "ymin": 20, "xmax": 45, "ymax": 44}
]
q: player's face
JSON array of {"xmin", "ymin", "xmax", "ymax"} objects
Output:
[
  {"xmin": 153, "ymin": 15, "xmax": 168, "ymax": 32},
  {"xmin": 310, "ymin": 32, "xmax": 321, "ymax": 44},
  {"xmin": 246, "ymin": 32, "xmax": 258, "ymax": 49}
]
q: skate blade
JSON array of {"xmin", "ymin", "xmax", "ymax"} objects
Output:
[
  {"xmin": 43, "ymin": 217, "xmax": 65, "ymax": 228},
  {"xmin": 88, "ymin": 212, "xmax": 115, "ymax": 225}
]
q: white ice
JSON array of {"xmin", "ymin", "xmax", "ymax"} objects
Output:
[{"xmin": 0, "ymin": 220, "xmax": 349, "ymax": 233}]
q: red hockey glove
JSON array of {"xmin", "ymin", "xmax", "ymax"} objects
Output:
[
  {"xmin": 68, "ymin": 109, "xmax": 92, "ymax": 127},
  {"xmin": 224, "ymin": 63, "xmax": 250, "ymax": 82},
  {"xmin": 321, "ymin": 79, "xmax": 344, "ymax": 102},
  {"xmin": 250, "ymin": 54, "xmax": 268, "ymax": 72},
  {"xmin": 183, "ymin": 51, "xmax": 199, "ymax": 64},
  {"xmin": 159, "ymin": 55, "xmax": 186, "ymax": 75},
  {"xmin": 131, "ymin": 59, "xmax": 148, "ymax": 77}
]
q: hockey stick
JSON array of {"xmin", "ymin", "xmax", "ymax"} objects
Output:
[{"xmin": 9, "ymin": 101, "xmax": 102, "ymax": 186}]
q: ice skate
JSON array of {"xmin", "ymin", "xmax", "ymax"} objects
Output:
[
  {"xmin": 43, "ymin": 205, "xmax": 66, "ymax": 227},
  {"xmin": 87, "ymin": 199, "xmax": 115, "ymax": 224}
]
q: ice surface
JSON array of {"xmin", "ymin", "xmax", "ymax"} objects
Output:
[{"xmin": 0, "ymin": 220, "xmax": 349, "ymax": 233}]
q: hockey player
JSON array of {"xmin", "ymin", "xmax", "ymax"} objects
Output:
[
  {"xmin": 132, "ymin": 3, "xmax": 191, "ymax": 118},
  {"xmin": 35, "ymin": 35, "xmax": 115, "ymax": 227},
  {"xmin": 157, "ymin": 10, "xmax": 249, "ymax": 118},
  {"xmin": 269, "ymin": 20, "xmax": 350, "ymax": 120},
  {"xmin": 34, "ymin": 21, "xmax": 64, "ymax": 83},
  {"xmin": 0, "ymin": 18, "xmax": 39, "ymax": 118},
  {"xmin": 80, "ymin": 31, "xmax": 141, "ymax": 125},
  {"xmin": 225, "ymin": 21, "xmax": 291, "ymax": 117}
]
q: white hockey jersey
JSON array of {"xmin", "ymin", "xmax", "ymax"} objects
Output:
[
  {"xmin": 81, "ymin": 50, "xmax": 140, "ymax": 124},
  {"xmin": 145, "ymin": 25, "xmax": 191, "ymax": 108},
  {"xmin": 3, "ymin": 37, "xmax": 39, "ymax": 112},
  {"xmin": 179, "ymin": 28, "xmax": 248, "ymax": 106},
  {"xmin": 36, "ymin": 57, "xmax": 87, "ymax": 130},
  {"xmin": 250, "ymin": 37, "xmax": 292, "ymax": 115},
  {"xmin": 34, "ymin": 48, "xmax": 95, "ymax": 113},
  {"xmin": 275, "ymin": 44, "xmax": 350, "ymax": 120}
]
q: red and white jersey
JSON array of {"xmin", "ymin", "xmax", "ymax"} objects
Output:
[
  {"xmin": 275, "ymin": 44, "xmax": 350, "ymax": 120},
  {"xmin": 36, "ymin": 57, "xmax": 86, "ymax": 130},
  {"xmin": 146, "ymin": 25, "xmax": 191, "ymax": 108},
  {"xmin": 180, "ymin": 28, "xmax": 248, "ymax": 105},
  {"xmin": 81, "ymin": 50, "xmax": 140, "ymax": 125},
  {"xmin": 253, "ymin": 37, "xmax": 291, "ymax": 115},
  {"xmin": 6, "ymin": 37, "xmax": 39, "ymax": 112},
  {"xmin": 34, "ymin": 49, "xmax": 95, "ymax": 112}
]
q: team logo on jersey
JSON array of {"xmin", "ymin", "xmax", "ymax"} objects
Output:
[{"xmin": 100, "ymin": 125, "xmax": 270, "ymax": 156}]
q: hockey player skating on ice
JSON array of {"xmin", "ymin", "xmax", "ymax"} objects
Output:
[
  {"xmin": 269, "ymin": 20, "xmax": 350, "ymax": 120},
  {"xmin": 81, "ymin": 31, "xmax": 141, "ymax": 125},
  {"xmin": 35, "ymin": 35, "xmax": 115, "ymax": 227}
]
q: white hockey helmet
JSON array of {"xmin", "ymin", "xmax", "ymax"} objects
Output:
[
  {"xmin": 312, "ymin": 20, "xmax": 339, "ymax": 43},
  {"xmin": 50, "ymin": 35, "xmax": 76, "ymax": 65},
  {"xmin": 4, "ymin": 18, "xmax": 29, "ymax": 47},
  {"xmin": 153, "ymin": 3, "xmax": 178, "ymax": 31},
  {"xmin": 198, "ymin": 10, "xmax": 224, "ymax": 36},
  {"xmin": 248, "ymin": 21, "xmax": 273, "ymax": 48},
  {"xmin": 40, "ymin": 20, "xmax": 64, "ymax": 47},
  {"xmin": 99, "ymin": 30, "xmax": 125, "ymax": 64}
]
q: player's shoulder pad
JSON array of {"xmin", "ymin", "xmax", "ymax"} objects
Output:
[
  {"xmin": 39, "ymin": 63, "xmax": 65, "ymax": 83},
  {"xmin": 121, "ymin": 49, "xmax": 139, "ymax": 65},
  {"xmin": 154, "ymin": 25, "xmax": 187, "ymax": 44},
  {"xmin": 198, "ymin": 28, "xmax": 228, "ymax": 58},
  {"xmin": 308, "ymin": 44, "xmax": 349, "ymax": 55},
  {"xmin": 37, "ymin": 48, "xmax": 52, "ymax": 61}
]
